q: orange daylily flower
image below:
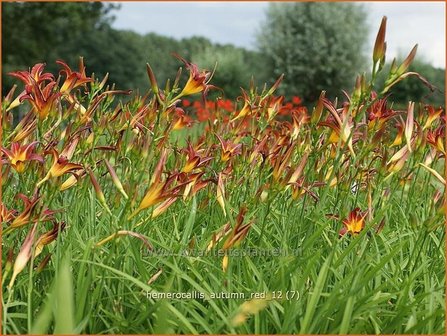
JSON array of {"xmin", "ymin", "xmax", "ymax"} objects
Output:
[
  {"xmin": 181, "ymin": 142, "xmax": 213, "ymax": 173},
  {"xmin": 367, "ymin": 92, "xmax": 395, "ymax": 131},
  {"xmin": 7, "ymin": 193, "xmax": 40, "ymax": 230},
  {"xmin": 36, "ymin": 148, "xmax": 83, "ymax": 187},
  {"xmin": 172, "ymin": 112, "xmax": 193, "ymax": 130},
  {"xmin": 339, "ymin": 208, "xmax": 367, "ymax": 236},
  {"xmin": 173, "ymin": 54, "xmax": 216, "ymax": 99},
  {"xmin": 216, "ymin": 135, "xmax": 242, "ymax": 162},
  {"xmin": 19, "ymin": 79, "xmax": 60, "ymax": 119},
  {"xmin": 426, "ymin": 127, "xmax": 445, "ymax": 154},
  {"xmin": 231, "ymin": 90, "xmax": 252, "ymax": 121},
  {"xmin": 1, "ymin": 141, "xmax": 43, "ymax": 173},
  {"xmin": 4, "ymin": 193, "xmax": 59, "ymax": 234},
  {"xmin": 56, "ymin": 57, "xmax": 92, "ymax": 95},
  {"xmin": 423, "ymin": 106, "xmax": 443, "ymax": 130},
  {"xmin": 1, "ymin": 203, "xmax": 18, "ymax": 224},
  {"xmin": 8, "ymin": 63, "xmax": 54, "ymax": 87},
  {"xmin": 129, "ymin": 150, "xmax": 183, "ymax": 219}
]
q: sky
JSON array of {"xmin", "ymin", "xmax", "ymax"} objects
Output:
[{"xmin": 111, "ymin": 1, "xmax": 445, "ymax": 68}]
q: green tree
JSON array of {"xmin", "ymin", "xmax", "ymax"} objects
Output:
[
  {"xmin": 2, "ymin": 2, "xmax": 118, "ymax": 94},
  {"xmin": 257, "ymin": 2, "xmax": 368, "ymax": 103},
  {"xmin": 192, "ymin": 44, "xmax": 268, "ymax": 99}
]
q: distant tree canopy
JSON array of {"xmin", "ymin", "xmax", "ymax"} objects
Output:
[
  {"xmin": 2, "ymin": 2, "xmax": 117, "ymax": 89},
  {"xmin": 1, "ymin": 2, "xmax": 266, "ymax": 100},
  {"xmin": 2, "ymin": 1, "xmax": 444, "ymax": 106},
  {"xmin": 257, "ymin": 2, "xmax": 368, "ymax": 103}
]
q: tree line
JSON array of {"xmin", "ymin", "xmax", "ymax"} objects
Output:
[{"xmin": 2, "ymin": 2, "xmax": 444, "ymax": 106}]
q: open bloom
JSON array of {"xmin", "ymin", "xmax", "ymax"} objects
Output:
[
  {"xmin": 216, "ymin": 135, "xmax": 242, "ymax": 162},
  {"xmin": 36, "ymin": 148, "xmax": 83, "ymax": 187},
  {"xmin": 339, "ymin": 208, "xmax": 367, "ymax": 236},
  {"xmin": 57, "ymin": 58, "xmax": 92, "ymax": 95},
  {"xmin": 1, "ymin": 142, "xmax": 43, "ymax": 173},
  {"xmin": 367, "ymin": 92, "xmax": 395, "ymax": 131},
  {"xmin": 181, "ymin": 142, "xmax": 213, "ymax": 173},
  {"xmin": 8, "ymin": 63, "xmax": 54, "ymax": 88},
  {"xmin": 174, "ymin": 54, "xmax": 216, "ymax": 99},
  {"xmin": 426, "ymin": 127, "xmax": 445, "ymax": 154},
  {"xmin": 9, "ymin": 63, "xmax": 59, "ymax": 119},
  {"xmin": 19, "ymin": 80, "xmax": 60, "ymax": 120},
  {"xmin": 423, "ymin": 106, "xmax": 443, "ymax": 130}
]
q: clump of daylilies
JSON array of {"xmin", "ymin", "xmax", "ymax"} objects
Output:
[{"xmin": 1, "ymin": 16, "xmax": 445, "ymax": 289}]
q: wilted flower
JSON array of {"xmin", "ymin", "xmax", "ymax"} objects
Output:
[
  {"xmin": 222, "ymin": 206, "xmax": 253, "ymax": 272},
  {"xmin": 34, "ymin": 222, "xmax": 66, "ymax": 257},
  {"xmin": 1, "ymin": 203, "xmax": 18, "ymax": 224}
]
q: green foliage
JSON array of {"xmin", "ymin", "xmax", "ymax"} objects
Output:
[
  {"xmin": 257, "ymin": 2, "xmax": 368, "ymax": 103},
  {"xmin": 192, "ymin": 45, "xmax": 268, "ymax": 98},
  {"xmin": 380, "ymin": 59, "xmax": 445, "ymax": 107}
]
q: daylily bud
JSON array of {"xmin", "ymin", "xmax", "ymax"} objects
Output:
[
  {"xmin": 9, "ymin": 223, "xmax": 38, "ymax": 289},
  {"xmin": 373, "ymin": 16, "xmax": 387, "ymax": 64},
  {"xmin": 146, "ymin": 63, "xmax": 159, "ymax": 94},
  {"xmin": 4, "ymin": 248, "xmax": 14, "ymax": 274},
  {"xmin": 397, "ymin": 44, "xmax": 418, "ymax": 76},
  {"xmin": 311, "ymin": 91, "xmax": 325, "ymax": 124},
  {"xmin": 35, "ymin": 253, "xmax": 52, "ymax": 274},
  {"xmin": 216, "ymin": 173, "xmax": 226, "ymax": 217},
  {"xmin": 87, "ymin": 169, "xmax": 112, "ymax": 215},
  {"xmin": 105, "ymin": 160, "xmax": 128, "ymax": 199},
  {"xmin": 405, "ymin": 102, "xmax": 414, "ymax": 152}
]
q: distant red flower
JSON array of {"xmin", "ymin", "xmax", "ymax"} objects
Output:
[{"xmin": 292, "ymin": 96, "xmax": 302, "ymax": 105}]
